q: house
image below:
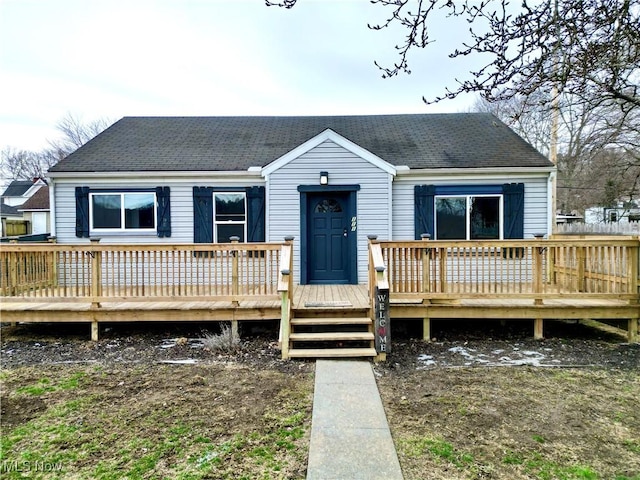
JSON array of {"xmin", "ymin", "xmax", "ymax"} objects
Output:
[
  {"xmin": 584, "ymin": 198, "xmax": 640, "ymax": 224},
  {"xmin": 1, "ymin": 178, "xmax": 47, "ymax": 207},
  {"xmin": 47, "ymin": 114, "xmax": 555, "ymax": 285},
  {"xmin": 18, "ymin": 186, "xmax": 51, "ymax": 235},
  {"xmin": 1, "ymin": 178, "xmax": 48, "ymax": 237}
]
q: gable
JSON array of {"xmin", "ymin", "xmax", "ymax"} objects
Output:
[{"xmin": 261, "ymin": 129, "xmax": 396, "ymax": 177}]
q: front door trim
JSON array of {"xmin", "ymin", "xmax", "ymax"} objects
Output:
[{"xmin": 298, "ymin": 184, "xmax": 360, "ymax": 285}]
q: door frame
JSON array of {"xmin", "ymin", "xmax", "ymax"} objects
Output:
[{"xmin": 298, "ymin": 184, "xmax": 360, "ymax": 285}]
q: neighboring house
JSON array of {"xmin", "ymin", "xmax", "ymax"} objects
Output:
[
  {"xmin": 585, "ymin": 199, "xmax": 640, "ymax": 224},
  {"xmin": 47, "ymin": 114, "xmax": 555, "ymax": 285},
  {"xmin": 1, "ymin": 178, "xmax": 48, "ymax": 237},
  {"xmin": 1, "ymin": 178, "xmax": 46, "ymax": 206},
  {"xmin": 18, "ymin": 186, "xmax": 51, "ymax": 235}
]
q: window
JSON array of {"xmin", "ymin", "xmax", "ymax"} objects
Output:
[
  {"xmin": 435, "ymin": 195, "xmax": 501, "ymax": 240},
  {"xmin": 90, "ymin": 192, "xmax": 156, "ymax": 232},
  {"xmin": 214, "ymin": 192, "xmax": 246, "ymax": 242}
]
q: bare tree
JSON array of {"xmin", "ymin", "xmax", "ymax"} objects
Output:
[
  {"xmin": 267, "ymin": 1, "xmax": 639, "ymax": 112},
  {"xmin": 473, "ymin": 93, "xmax": 551, "ymax": 156},
  {"xmin": 476, "ymin": 91, "xmax": 640, "ymax": 213},
  {"xmin": 1, "ymin": 113, "xmax": 112, "ymax": 182},
  {"xmin": 48, "ymin": 112, "xmax": 112, "ymax": 160}
]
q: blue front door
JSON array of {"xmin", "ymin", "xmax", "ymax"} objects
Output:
[{"xmin": 308, "ymin": 192, "xmax": 349, "ymax": 284}]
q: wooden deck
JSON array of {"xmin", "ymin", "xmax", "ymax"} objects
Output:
[{"xmin": 1, "ymin": 237, "xmax": 638, "ymax": 351}]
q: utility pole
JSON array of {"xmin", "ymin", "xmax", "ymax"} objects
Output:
[{"xmin": 549, "ymin": 0, "xmax": 560, "ymax": 232}]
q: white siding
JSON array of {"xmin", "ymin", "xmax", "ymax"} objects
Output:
[
  {"xmin": 52, "ymin": 176, "xmax": 264, "ymax": 244},
  {"xmin": 392, "ymin": 173, "xmax": 549, "ymax": 240},
  {"xmin": 267, "ymin": 140, "xmax": 393, "ymax": 284}
]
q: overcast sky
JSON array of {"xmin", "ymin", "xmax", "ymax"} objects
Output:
[{"xmin": 1, "ymin": 0, "xmax": 480, "ymax": 152}]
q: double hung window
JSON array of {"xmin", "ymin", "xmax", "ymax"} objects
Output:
[
  {"xmin": 214, "ymin": 192, "xmax": 247, "ymax": 242},
  {"xmin": 435, "ymin": 195, "xmax": 501, "ymax": 240},
  {"xmin": 90, "ymin": 192, "xmax": 156, "ymax": 233}
]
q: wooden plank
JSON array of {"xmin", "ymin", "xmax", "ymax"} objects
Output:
[
  {"xmin": 291, "ymin": 317, "xmax": 371, "ymax": 325},
  {"xmin": 290, "ymin": 332, "xmax": 374, "ymax": 341},
  {"xmin": 287, "ymin": 348, "xmax": 377, "ymax": 358}
]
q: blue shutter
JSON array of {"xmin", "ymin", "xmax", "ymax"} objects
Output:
[
  {"xmin": 247, "ymin": 186, "xmax": 265, "ymax": 242},
  {"xmin": 156, "ymin": 187, "xmax": 171, "ymax": 238},
  {"xmin": 503, "ymin": 183, "xmax": 525, "ymax": 239},
  {"xmin": 193, "ymin": 187, "xmax": 213, "ymax": 243},
  {"xmin": 414, "ymin": 185, "xmax": 436, "ymax": 239},
  {"xmin": 75, "ymin": 186, "xmax": 90, "ymax": 238}
]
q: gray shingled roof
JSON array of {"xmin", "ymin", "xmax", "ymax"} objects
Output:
[
  {"xmin": 0, "ymin": 203, "xmax": 20, "ymax": 216},
  {"xmin": 49, "ymin": 114, "xmax": 552, "ymax": 173},
  {"xmin": 1, "ymin": 180, "xmax": 34, "ymax": 197}
]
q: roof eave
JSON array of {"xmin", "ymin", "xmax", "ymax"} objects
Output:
[
  {"xmin": 397, "ymin": 166, "xmax": 556, "ymax": 177},
  {"xmin": 48, "ymin": 170, "xmax": 263, "ymax": 179}
]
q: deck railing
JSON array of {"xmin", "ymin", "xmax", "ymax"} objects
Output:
[
  {"xmin": 376, "ymin": 237, "xmax": 640, "ymax": 304},
  {"xmin": 0, "ymin": 239, "xmax": 287, "ymax": 305}
]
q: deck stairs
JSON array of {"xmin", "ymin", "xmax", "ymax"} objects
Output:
[{"xmin": 287, "ymin": 306, "xmax": 377, "ymax": 359}]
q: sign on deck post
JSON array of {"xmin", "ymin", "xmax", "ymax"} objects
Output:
[{"xmin": 374, "ymin": 286, "xmax": 390, "ymax": 353}]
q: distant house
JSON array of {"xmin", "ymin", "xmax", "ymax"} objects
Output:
[
  {"xmin": 0, "ymin": 178, "xmax": 48, "ymax": 237},
  {"xmin": 1, "ymin": 178, "xmax": 46, "ymax": 207},
  {"xmin": 47, "ymin": 114, "xmax": 555, "ymax": 285},
  {"xmin": 584, "ymin": 198, "xmax": 640, "ymax": 224},
  {"xmin": 18, "ymin": 186, "xmax": 51, "ymax": 235}
]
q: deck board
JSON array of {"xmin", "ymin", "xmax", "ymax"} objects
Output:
[{"xmin": 293, "ymin": 284, "xmax": 369, "ymax": 310}]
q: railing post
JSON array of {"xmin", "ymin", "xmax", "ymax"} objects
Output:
[
  {"xmin": 90, "ymin": 238, "xmax": 102, "ymax": 307},
  {"xmin": 285, "ymin": 236, "xmax": 294, "ymax": 295},
  {"xmin": 8, "ymin": 250, "xmax": 18, "ymax": 296},
  {"xmin": 420, "ymin": 234, "xmax": 432, "ymax": 340},
  {"xmin": 230, "ymin": 236, "xmax": 240, "ymax": 307},
  {"xmin": 532, "ymin": 234, "xmax": 545, "ymax": 340},
  {"xmin": 577, "ymin": 244, "xmax": 586, "ymax": 292},
  {"xmin": 279, "ymin": 236, "xmax": 295, "ymax": 360},
  {"xmin": 628, "ymin": 237, "xmax": 639, "ymax": 342},
  {"xmin": 48, "ymin": 236, "xmax": 58, "ymax": 290},
  {"xmin": 367, "ymin": 235, "xmax": 378, "ymax": 302},
  {"xmin": 89, "ymin": 238, "xmax": 102, "ymax": 341},
  {"xmin": 438, "ymin": 248, "xmax": 447, "ymax": 294}
]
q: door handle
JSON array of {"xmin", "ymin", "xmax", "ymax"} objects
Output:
[{"xmin": 343, "ymin": 229, "xmax": 348, "ymax": 237}]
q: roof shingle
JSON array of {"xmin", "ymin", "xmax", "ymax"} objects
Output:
[{"xmin": 49, "ymin": 114, "xmax": 552, "ymax": 173}]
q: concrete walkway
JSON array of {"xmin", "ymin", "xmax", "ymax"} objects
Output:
[{"xmin": 306, "ymin": 359, "xmax": 403, "ymax": 480}]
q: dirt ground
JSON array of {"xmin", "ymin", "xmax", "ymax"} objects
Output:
[{"xmin": 1, "ymin": 318, "xmax": 640, "ymax": 479}]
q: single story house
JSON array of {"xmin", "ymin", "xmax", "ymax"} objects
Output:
[{"xmin": 47, "ymin": 114, "xmax": 555, "ymax": 285}]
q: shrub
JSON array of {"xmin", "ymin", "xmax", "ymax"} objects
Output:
[{"xmin": 201, "ymin": 323, "xmax": 240, "ymax": 353}]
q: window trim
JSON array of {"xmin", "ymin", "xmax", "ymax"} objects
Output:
[
  {"xmin": 213, "ymin": 191, "xmax": 247, "ymax": 243},
  {"xmin": 89, "ymin": 191, "xmax": 158, "ymax": 234},
  {"xmin": 434, "ymin": 194, "xmax": 503, "ymax": 240}
]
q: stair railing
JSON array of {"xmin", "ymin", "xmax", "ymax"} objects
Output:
[
  {"xmin": 278, "ymin": 236, "xmax": 294, "ymax": 359},
  {"xmin": 368, "ymin": 236, "xmax": 390, "ymax": 361}
]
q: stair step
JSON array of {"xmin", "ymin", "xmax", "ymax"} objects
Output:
[
  {"xmin": 290, "ymin": 332, "xmax": 374, "ymax": 341},
  {"xmin": 294, "ymin": 309, "xmax": 370, "ymax": 318},
  {"xmin": 288, "ymin": 347, "xmax": 378, "ymax": 358},
  {"xmin": 291, "ymin": 317, "xmax": 372, "ymax": 326}
]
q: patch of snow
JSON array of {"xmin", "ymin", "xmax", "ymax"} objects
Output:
[
  {"xmin": 417, "ymin": 354, "xmax": 437, "ymax": 367},
  {"xmin": 160, "ymin": 359, "xmax": 198, "ymax": 365}
]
